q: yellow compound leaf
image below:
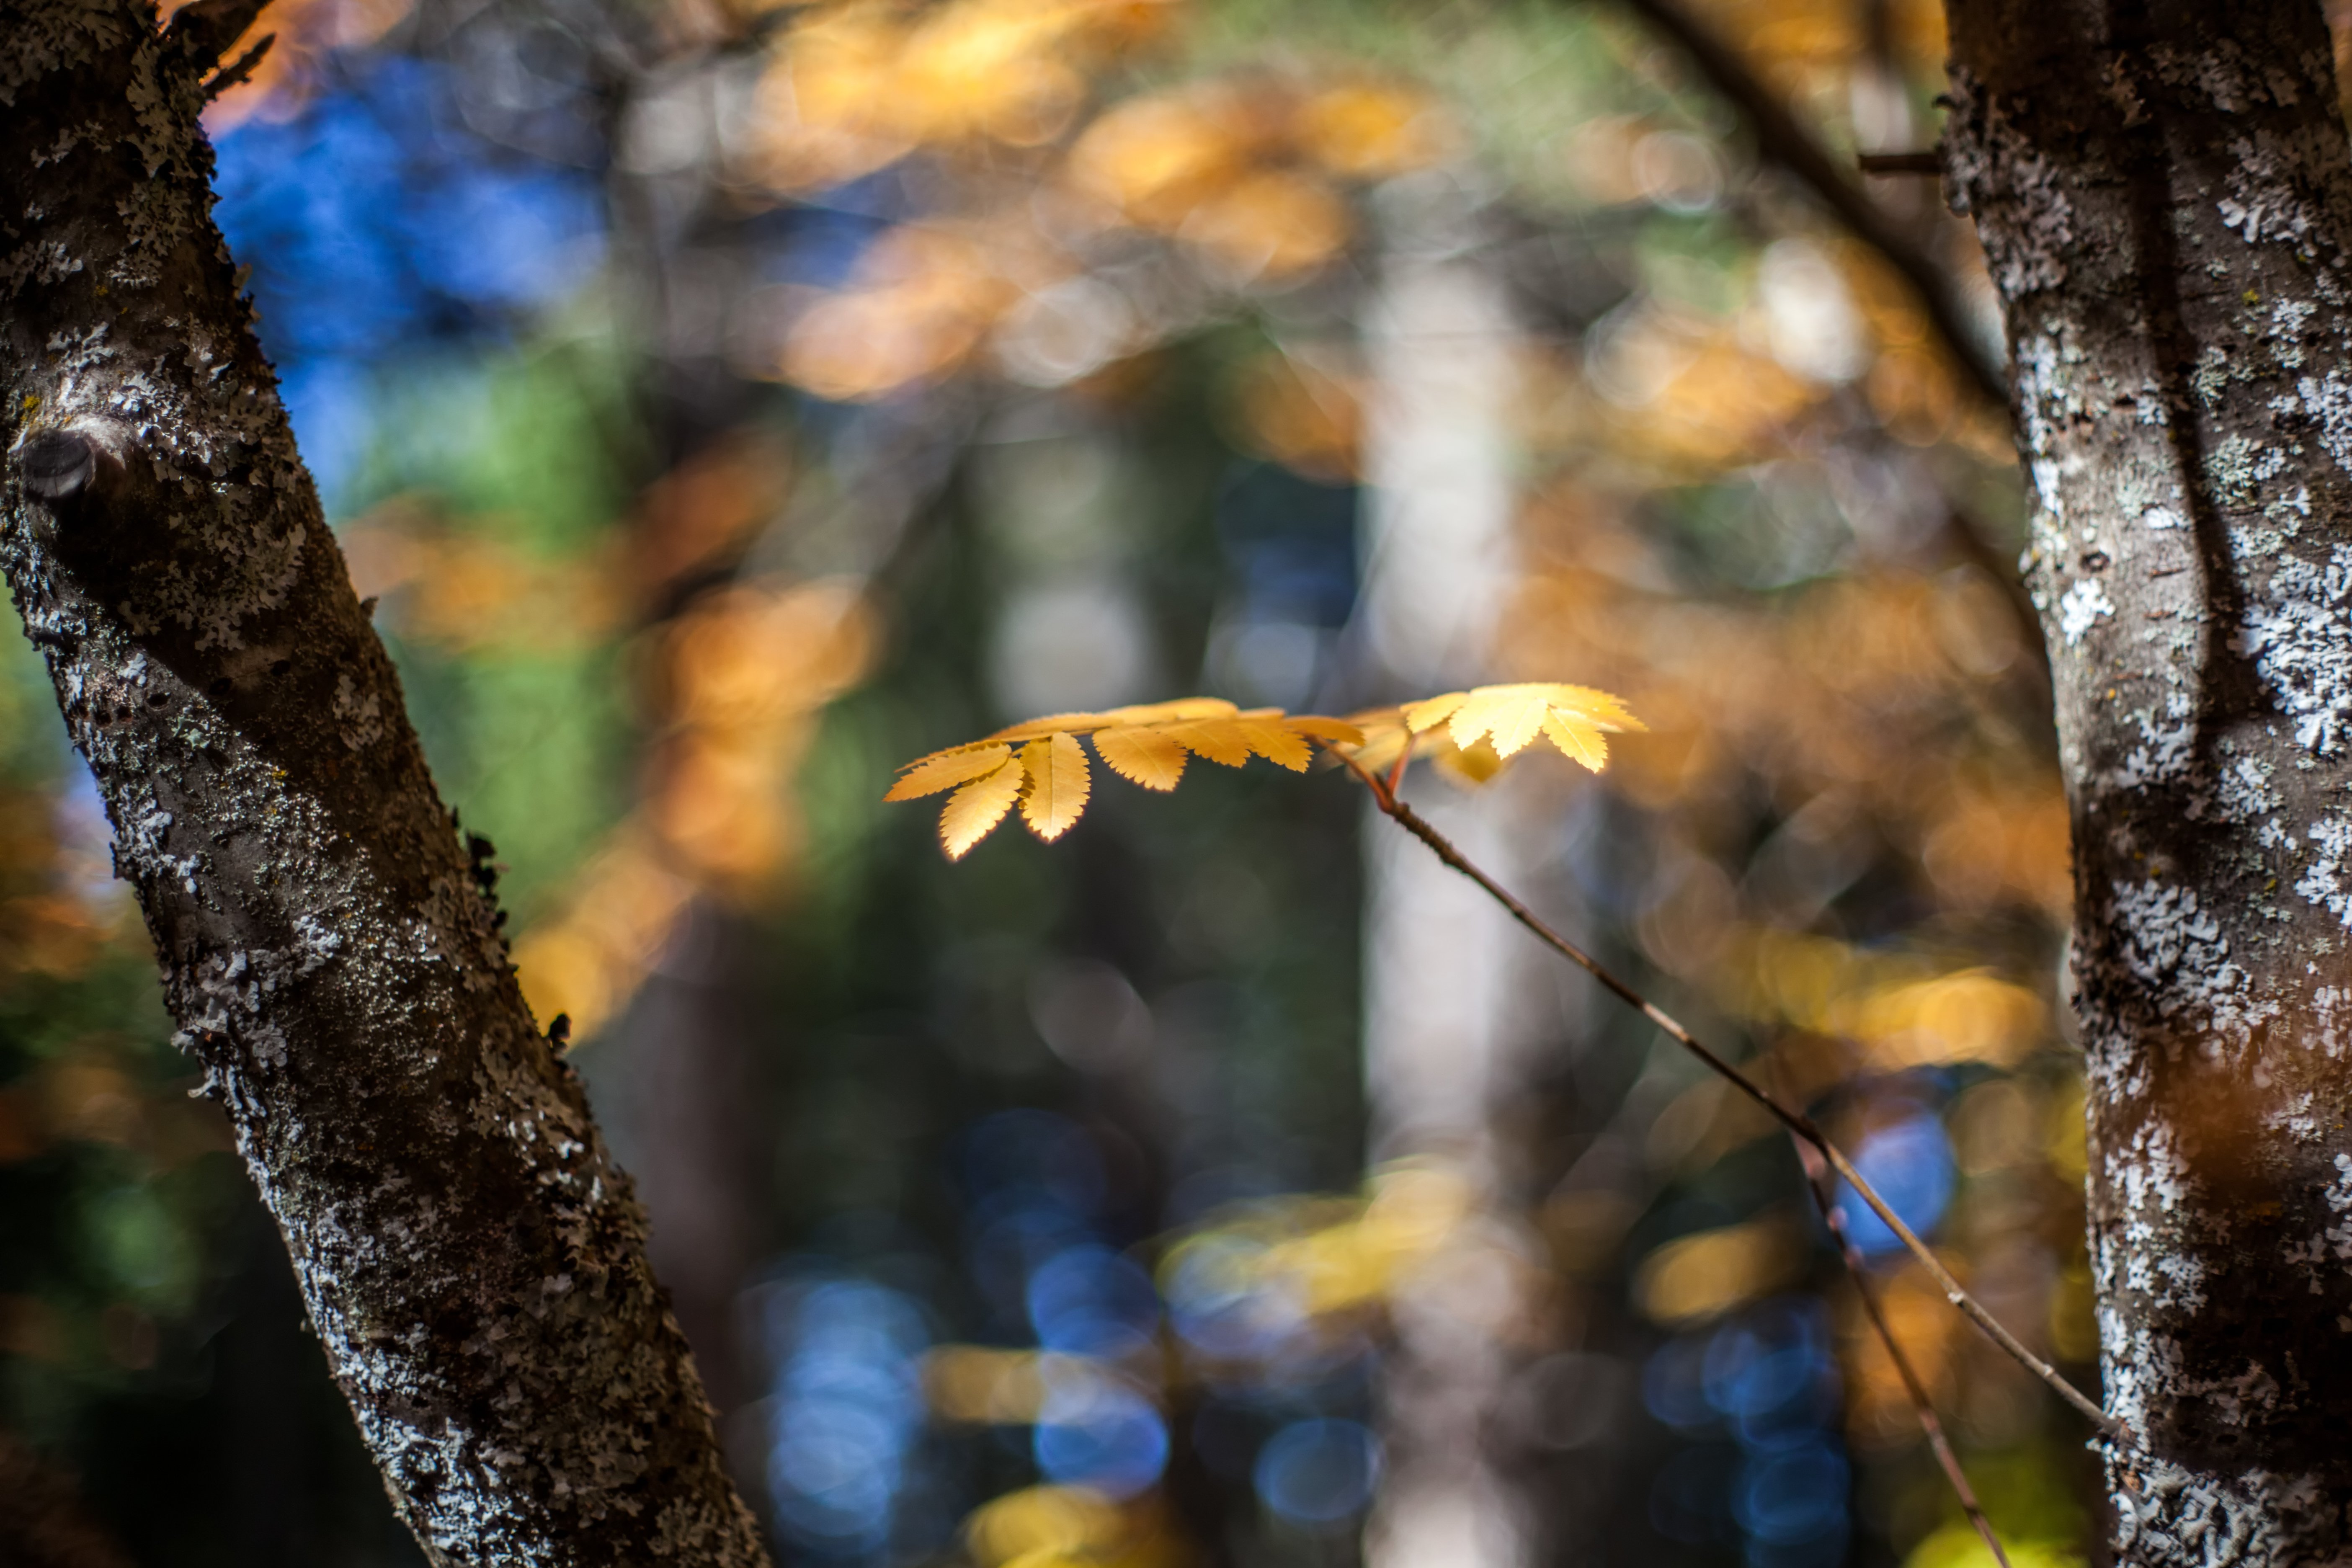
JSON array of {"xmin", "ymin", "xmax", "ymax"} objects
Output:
[
  {"xmin": 1441, "ymin": 683, "xmax": 1646, "ymax": 763},
  {"xmin": 1094, "ymin": 725, "xmax": 1188, "ymax": 791},
  {"xmin": 1287, "ymin": 714, "xmax": 1367, "ymax": 746},
  {"xmin": 891, "ymin": 699, "xmax": 1374, "ymax": 856},
  {"xmin": 987, "ymin": 711, "xmax": 1114, "ymax": 743},
  {"xmin": 1543, "ymin": 683, "xmax": 1646, "ymax": 733},
  {"xmin": 940, "ymin": 757, "xmax": 1024, "ymax": 859},
  {"xmin": 1160, "ymin": 717, "xmax": 1253, "ymax": 767},
  {"xmin": 1402, "ymin": 691, "xmax": 1468, "ymax": 734},
  {"xmin": 1348, "ymin": 683, "xmax": 1642, "ymax": 783},
  {"xmin": 1233, "ymin": 711, "xmax": 1313, "ymax": 771},
  {"xmin": 1019, "ymin": 733, "xmax": 1091, "ymax": 841},
  {"xmin": 1543, "ymin": 712, "xmax": 1609, "ymax": 771},
  {"xmin": 1433, "ymin": 736, "xmax": 1506, "ymax": 785},
  {"xmin": 1339, "ymin": 708, "xmax": 1411, "ymax": 771},
  {"xmin": 885, "ymin": 742, "xmax": 1014, "ymax": 801},
  {"xmin": 1101, "ymin": 696, "xmax": 1239, "ymax": 725}
]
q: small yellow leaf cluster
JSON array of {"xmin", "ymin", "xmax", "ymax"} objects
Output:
[
  {"xmin": 1343, "ymin": 682, "xmax": 1648, "ymax": 779},
  {"xmin": 886, "ymin": 699, "xmax": 1363, "ymax": 859},
  {"xmin": 1405, "ymin": 682, "xmax": 1645, "ymax": 767},
  {"xmin": 888, "ymin": 682, "xmax": 1643, "ymax": 859}
]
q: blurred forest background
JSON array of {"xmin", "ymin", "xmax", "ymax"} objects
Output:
[{"xmin": 0, "ymin": 0, "xmax": 2244, "ymax": 1562}]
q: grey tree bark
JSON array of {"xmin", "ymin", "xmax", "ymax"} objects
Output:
[
  {"xmin": 1944, "ymin": 0, "xmax": 2352, "ymax": 1559},
  {"xmin": 0, "ymin": 2, "xmax": 770, "ymax": 1563}
]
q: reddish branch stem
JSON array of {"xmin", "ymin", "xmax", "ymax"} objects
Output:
[
  {"xmin": 1329, "ymin": 748, "xmax": 2120, "ymax": 1442},
  {"xmin": 1788, "ymin": 1136, "xmax": 2013, "ymax": 1568}
]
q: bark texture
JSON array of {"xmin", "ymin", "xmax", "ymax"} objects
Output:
[
  {"xmin": 0, "ymin": 3, "xmax": 770, "ymax": 1563},
  {"xmin": 1944, "ymin": 2, "xmax": 2352, "ymax": 1561}
]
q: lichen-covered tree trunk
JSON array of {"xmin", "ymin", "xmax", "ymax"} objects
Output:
[
  {"xmin": 1945, "ymin": 1, "xmax": 2352, "ymax": 1558},
  {"xmin": 0, "ymin": 3, "xmax": 770, "ymax": 1563}
]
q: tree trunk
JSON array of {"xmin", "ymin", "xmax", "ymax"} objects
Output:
[
  {"xmin": 1359, "ymin": 198, "xmax": 1545, "ymax": 1568},
  {"xmin": 1945, "ymin": 1, "xmax": 2352, "ymax": 1558},
  {"xmin": 0, "ymin": 3, "xmax": 769, "ymax": 1563}
]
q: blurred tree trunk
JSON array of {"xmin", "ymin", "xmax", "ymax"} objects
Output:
[
  {"xmin": 1357, "ymin": 192, "xmax": 1549, "ymax": 1568},
  {"xmin": 0, "ymin": 3, "xmax": 768, "ymax": 1563},
  {"xmin": 1944, "ymin": 0, "xmax": 2352, "ymax": 1558}
]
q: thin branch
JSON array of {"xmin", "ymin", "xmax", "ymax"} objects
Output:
[
  {"xmin": 1607, "ymin": 0, "xmax": 2006, "ymax": 412},
  {"xmin": 201, "ymin": 34, "xmax": 273, "ymax": 102},
  {"xmin": 1859, "ymin": 150, "xmax": 1944, "ymax": 176},
  {"xmin": 162, "ymin": 0, "xmax": 272, "ymax": 76},
  {"xmin": 1790, "ymin": 1136, "xmax": 2013, "ymax": 1568},
  {"xmin": 1328, "ymin": 748, "xmax": 2121, "ymax": 1440}
]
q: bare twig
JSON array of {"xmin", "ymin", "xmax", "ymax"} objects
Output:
[
  {"xmin": 1328, "ymin": 748, "xmax": 2121, "ymax": 1439},
  {"xmin": 201, "ymin": 34, "xmax": 274, "ymax": 102},
  {"xmin": 1790, "ymin": 1136, "xmax": 2013, "ymax": 1568},
  {"xmin": 1607, "ymin": 0, "xmax": 2006, "ymax": 411}
]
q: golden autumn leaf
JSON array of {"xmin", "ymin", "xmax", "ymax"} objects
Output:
[
  {"xmin": 1232, "ymin": 713, "xmax": 1313, "ymax": 771},
  {"xmin": 1335, "ymin": 681, "xmax": 1641, "ymax": 785},
  {"xmin": 886, "ymin": 699, "xmax": 1365, "ymax": 857},
  {"xmin": 1403, "ymin": 683, "xmax": 1646, "ymax": 772},
  {"xmin": 1340, "ymin": 708, "xmax": 1507, "ymax": 785},
  {"xmin": 885, "ymin": 743, "xmax": 1016, "ymax": 802},
  {"xmin": 1286, "ymin": 714, "xmax": 1371, "ymax": 745},
  {"xmin": 1018, "ymin": 733, "xmax": 1091, "ymax": 840},
  {"xmin": 1156, "ymin": 716, "xmax": 1253, "ymax": 767},
  {"xmin": 889, "ymin": 682, "xmax": 1635, "ymax": 858},
  {"xmin": 941, "ymin": 758, "xmax": 1026, "ymax": 859},
  {"xmin": 1093, "ymin": 725, "xmax": 1188, "ymax": 790}
]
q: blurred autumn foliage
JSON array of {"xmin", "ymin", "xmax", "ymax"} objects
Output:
[{"xmin": 2, "ymin": 0, "xmax": 2127, "ymax": 1565}]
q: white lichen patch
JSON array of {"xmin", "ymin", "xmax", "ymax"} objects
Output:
[
  {"xmin": 2216, "ymin": 753, "xmax": 2281, "ymax": 820},
  {"xmin": 2112, "ymin": 1117, "xmax": 2213, "ymax": 1311},
  {"xmin": 2269, "ymin": 297, "xmax": 2318, "ymax": 365},
  {"xmin": 2293, "ymin": 370, "xmax": 2352, "ymax": 473},
  {"xmin": 2234, "ymin": 544, "xmax": 2352, "ymax": 753},
  {"xmin": 2191, "ymin": 345, "xmax": 2236, "ymax": 409},
  {"xmin": 2101, "ymin": 880, "xmax": 2274, "ymax": 1056},
  {"xmin": 2208, "ymin": 434, "xmax": 2292, "ymax": 507},
  {"xmin": 2313, "ymin": 985, "xmax": 2352, "ymax": 1060},
  {"xmin": 1942, "ymin": 69, "xmax": 2074, "ymax": 296},
  {"xmin": 2115, "ymin": 693, "xmax": 2197, "ymax": 789},
  {"xmin": 2219, "ymin": 124, "xmax": 2345, "ymax": 256},
  {"xmin": 2059, "ymin": 577, "xmax": 2116, "ymax": 646},
  {"xmin": 2303, "ymin": 1154, "xmax": 2352, "ymax": 1289},
  {"xmin": 2295, "ymin": 815, "xmax": 2352, "ymax": 925},
  {"xmin": 2109, "ymin": 1451, "xmax": 2332, "ymax": 1568}
]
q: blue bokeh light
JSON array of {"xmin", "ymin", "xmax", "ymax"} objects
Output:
[
  {"xmin": 1253, "ymin": 1418, "xmax": 1381, "ymax": 1527},
  {"xmin": 1733, "ymin": 1440, "xmax": 1849, "ymax": 1546},
  {"xmin": 1164, "ymin": 1234, "xmax": 1311, "ymax": 1366},
  {"xmin": 1837, "ymin": 1112, "xmax": 1955, "ymax": 1256},
  {"xmin": 1649, "ymin": 1300, "xmax": 1848, "ymax": 1563},
  {"xmin": 762, "ymin": 1279, "xmax": 932, "ymax": 1556},
  {"xmin": 1643, "ymin": 1331, "xmax": 1719, "ymax": 1431},
  {"xmin": 209, "ymin": 57, "xmax": 605, "ymax": 508},
  {"xmin": 1032, "ymin": 1377, "xmax": 1169, "ymax": 1498},
  {"xmin": 1027, "ymin": 1245, "xmax": 1161, "ymax": 1360},
  {"xmin": 1703, "ymin": 1297, "xmax": 1836, "ymax": 1446}
]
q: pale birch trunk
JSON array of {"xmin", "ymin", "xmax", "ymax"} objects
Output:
[{"xmin": 1357, "ymin": 188, "xmax": 1544, "ymax": 1568}]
